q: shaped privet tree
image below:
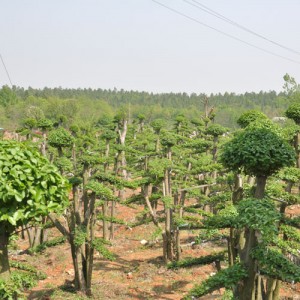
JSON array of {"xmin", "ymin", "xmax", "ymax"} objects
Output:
[
  {"xmin": 185, "ymin": 126, "xmax": 297, "ymax": 300},
  {"xmin": 220, "ymin": 127, "xmax": 295, "ymax": 300},
  {"xmin": 50, "ymin": 157, "xmax": 115, "ymax": 296},
  {"xmin": 285, "ymin": 103, "xmax": 300, "ymax": 168},
  {"xmin": 37, "ymin": 118, "xmax": 53, "ymax": 157},
  {"xmin": 0, "ymin": 140, "xmax": 69, "ymax": 279},
  {"xmin": 48, "ymin": 127, "xmax": 74, "ymax": 158},
  {"xmin": 113, "ymin": 110, "xmax": 128, "ymax": 179},
  {"xmin": 237, "ymin": 110, "xmax": 268, "ymax": 129},
  {"xmin": 205, "ymin": 124, "xmax": 227, "ymax": 162}
]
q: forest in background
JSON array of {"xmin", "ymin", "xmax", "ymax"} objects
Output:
[{"xmin": 0, "ymin": 84, "xmax": 289, "ymax": 130}]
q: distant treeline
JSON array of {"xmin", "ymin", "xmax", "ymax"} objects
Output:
[{"xmin": 0, "ymin": 85, "xmax": 288, "ymax": 129}]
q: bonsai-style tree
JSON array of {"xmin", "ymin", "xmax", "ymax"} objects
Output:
[
  {"xmin": 48, "ymin": 127, "xmax": 74, "ymax": 157},
  {"xmin": 37, "ymin": 118, "xmax": 53, "ymax": 156},
  {"xmin": 0, "ymin": 140, "xmax": 69, "ymax": 279},
  {"xmin": 286, "ymin": 103, "xmax": 300, "ymax": 125},
  {"xmin": 220, "ymin": 127, "xmax": 295, "ymax": 299},
  {"xmin": 221, "ymin": 127, "xmax": 295, "ymax": 198},
  {"xmin": 150, "ymin": 118, "xmax": 165, "ymax": 152},
  {"xmin": 237, "ymin": 110, "xmax": 268, "ymax": 128},
  {"xmin": 185, "ymin": 126, "xmax": 297, "ymax": 300},
  {"xmin": 205, "ymin": 124, "xmax": 227, "ymax": 162}
]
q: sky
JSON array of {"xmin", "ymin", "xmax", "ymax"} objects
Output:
[{"xmin": 0, "ymin": 0, "xmax": 300, "ymax": 95}]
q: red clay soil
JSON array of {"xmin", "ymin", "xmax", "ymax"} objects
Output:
[{"xmin": 11, "ymin": 202, "xmax": 300, "ymax": 299}]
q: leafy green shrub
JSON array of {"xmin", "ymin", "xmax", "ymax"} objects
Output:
[
  {"xmin": 28, "ymin": 236, "xmax": 66, "ymax": 254},
  {"xmin": 184, "ymin": 264, "xmax": 247, "ymax": 299},
  {"xmin": 168, "ymin": 251, "xmax": 226, "ymax": 269}
]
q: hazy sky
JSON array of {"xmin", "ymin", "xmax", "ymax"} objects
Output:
[{"xmin": 1, "ymin": 0, "xmax": 300, "ymax": 94}]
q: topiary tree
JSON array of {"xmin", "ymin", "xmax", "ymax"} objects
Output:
[
  {"xmin": 221, "ymin": 127, "xmax": 295, "ymax": 198},
  {"xmin": 151, "ymin": 118, "xmax": 166, "ymax": 152},
  {"xmin": 205, "ymin": 124, "xmax": 227, "ymax": 162},
  {"xmin": 48, "ymin": 127, "xmax": 74, "ymax": 157},
  {"xmin": 285, "ymin": 103, "xmax": 300, "ymax": 125},
  {"xmin": 237, "ymin": 110, "xmax": 268, "ymax": 128},
  {"xmin": 219, "ymin": 127, "xmax": 295, "ymax": 299},
  {"xmin": 0, "ymin": 140, "xmax": 69, "ymax": 279},
  {"xmin": 37, "ymin": 118, "xmax": 53, "ymax": 156}
]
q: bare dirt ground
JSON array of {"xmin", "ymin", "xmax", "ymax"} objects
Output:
[{"xmin": 10, "ymin": 202, "xmax": 300, "ymax": 299}]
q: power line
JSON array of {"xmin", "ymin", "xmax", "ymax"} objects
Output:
[
  {"xmin": 0, "ymin": 53, "xmax": 13, "ymax": 87},
  {"xmin": 151, "ymin": 0, "xmax": 300, "ymax": 65},
  {"xmin": 184, "ymin": 0, "xmax": 300, "ymax": 56}
]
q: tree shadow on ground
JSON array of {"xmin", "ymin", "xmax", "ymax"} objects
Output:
[
  {"xmin": 93, "ymin": 251, "xmax": 165, "ymax": 273},
  {"xmin": 26, "ymin": 281, "xmax": 83, "ymax": 300},
  {"xmin": 124, "ymin": 280, "xmax": 190, "ymax": 300}
]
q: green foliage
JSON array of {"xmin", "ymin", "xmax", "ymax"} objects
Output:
[
  {"xmin": 37, "ymin": 118, "xmax": 53, "ymax": 130},
  {"xmin": 0, "ymin": 261, "xmax": 47, "ymax": 299},
  {"xmin": 195, "ymin": 229, "xmax": 223, "ymax": 243},
  {"xmin": 178, "ymin": 215, "xmax": 203, "ymax": 229},
  {"xmin": 21, "ymin": 118, "xmax": 37, "ymax": 129},
  {"xmin": 236, "ymin": 110, "xmax": 268, "ymax": 128},
  {"xmin": 161, "ymin": 196, "xmax": 173, "ymax": 208},
  {"xmin": 252, "ymin": 247, "xmax": 300, "ymax": 282},
  {"xmin": 86, "ymin": 181, "xmax": 115, "ymax": 200},
  {"xmin": 147, "ymin": 158, "xmax": 172, "ymax": 179},
  {"xmin": 237, "ymin": 198, "xmax": 281, "ymax": 236},
  {"xmin": 68, "ymin": 176, "xmax": 82, "ymax": 186},
  {"xmin": 0, "ymin": 86, "xmax": 18, "ymax": 107},
  {"xmin": 184, "ymin": 139, "xmax": 211, "ymax": 153},
  {"xmin": 246, "ymin": 118, "xmax": 281, "ymax": 135},
  {"xmin": 220, "ymin": 127, "xmax": 295, "ymax": 177},
  {"xmin": 286, "ymin": 102, "xmax": 300, "ymax": 124},
  {"xmin": 92, "ymin": 238, "xmax": 115, "ymax": 260},
  {"xmin": 283, "ymin": 73, "xmax": 299, "ymax": 95},
  {"xmin": 184, "ymin": 207, "xmax": 213, "ymax": 218},
  {"xmin": 101, "ymin": 129, "xmax": 116, "ymax": 141},
  {"xmin": 221, "ymin": 290, "xmax": 235, "ymax": 300},
  {"xmin": 28, "ymin": 236, "xmax": 66, "ymax": 254},
  {"xmin": 281, "ymin": 224, "xmax": 300, "ymax": 243},
  {"xmin": 204, "ymin": 205, "xmax": 238, "ymax": 229},
  {"xmin": 94, "ymin": 172, "xmax": 138, "ymax": 189},
  {"xmin": 150, "ymin": 119, "xmax": 165, "ymax": 133},
  {"xmin": 48, "ymin": 127, "xmax": 74, "ymax": 148},
  {"xmin": 0, "ymin": 140, "xmax": 69, "ymax": 227},
  {"xmin": 272, "ymin": 236, "xmax": 299, "ymax": 256},
  {"xmin": 283, "ymin": 216, "xmax": 300, "ymax": 229},
  {"xmin": 97, "ymin": 214, "xmax": 127, "ymax": 225},
  {"xmin": 205, "ymin": 124, "xmax": 227, "ymax": 137},
  {"xmin": 184, "ymin": 264, "xmax": 248, "ymax": 299},
  {"xmin": 168, "ymin": 251, "xmax": 226, "ymax": 269},
  {"xmin": 282, "ymin": 124, "xmax": 300, "ymax": 143},
  {"xmin": 73, "ymin": 225, "xmax": 87, "ymax": 247},
  {"xmin": 54, "ymin": 157, "xmax": 73, "ymax": 173},
  {"xmin": 10, "ymin": 261, "xmax": 47, "ymax": 280},
  {"xmin": 279, "ymin": 167, "xmax": 300, "ymax": 183},
  {"xmin": 160, "ymin": 131, "xmax": 178, "ymax": 147}
]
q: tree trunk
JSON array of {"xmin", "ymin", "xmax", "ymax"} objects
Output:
[
  {"xmin": 85, "ymin": 193, "xmax": 96, "ymax": 296},
  {"xmin": 110, "ymin": 201, "xmax": 115, "ymax": 240},
  {"xmin": 162, "ymin": 168, "xmax": 175, "ymax": 262},
  {"xmin": 254, "ymin": 176, "xmax": 267, "ymax": 199},
  {"xmin": 41, "ymin": 132, "xmax": 47, "ymax": 156},
  {"xmin": 102, "ymin": 202, "xmax": 108, "ymax": 240},
  {"xmin": 294, "ymin": 132, "xmax": 300, "ymax": 168},
  {"xmin": 0, "ymin": 227, "xmax": 10, "ymax": 280},
  {"xmin": 236, "ymin": 228, "xmax": 259, "ymax": 300},
  {"xmin": 266, "ymin": 278, "xmax": 280, "ymax": 300}
]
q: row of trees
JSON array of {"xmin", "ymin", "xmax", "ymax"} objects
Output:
[
  {"xmin": 0, "ymin": 75, "xmax": 300, "ymax": 299},
  {"xmin": 0, "ymin": 76, "xmax": 293, "ymax": 131}
]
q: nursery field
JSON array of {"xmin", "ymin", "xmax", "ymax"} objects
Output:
[{"xmin": 8, "ymin": 198, "xmax": 300, "ymax": 300}]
